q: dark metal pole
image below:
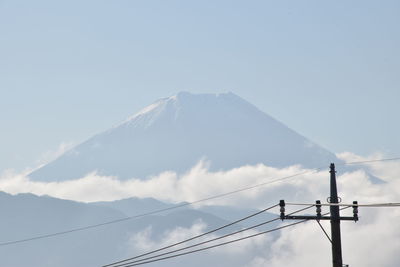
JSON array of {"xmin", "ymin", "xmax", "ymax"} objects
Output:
[{"xmin": 330, "ymin": 163, "xmax": 343, "ymax": 267}]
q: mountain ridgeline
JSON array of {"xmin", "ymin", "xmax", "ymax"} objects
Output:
[{"xmin": 29, "ymin": 92, "xmax": 339, "ymax": 181}]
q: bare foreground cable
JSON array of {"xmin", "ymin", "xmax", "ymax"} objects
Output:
[
  {"xmin": 111, "ymin": 220, "xmax": 308, "ymax": 267},
  {"xmin": 103, "ymin": 204, "xmax": 281, "ymax": 267},
  {"xmin": 0, "ymin": 156, "xmax": 399, "ymax": 248},
  {"xmin": 338, "ymin": 157, "xmax": 400, "ymax": 166},
  {"xmin": 0, "ymin": 169, "xmax": 315, "ymax": 247},
  {"xmin": 105, "ymin": 207, "xmax": 350, "ymax": 267},
  {"xmin": 103, "ymin": 206, "xmax": 314, "ymax": 267},
  {"xmin": 285, "ymin": 202, "xmax": 400, "ymax": 207}
]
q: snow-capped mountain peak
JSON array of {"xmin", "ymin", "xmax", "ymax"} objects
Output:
[{"xmin": 29, "ymin": 92, "xmax": 338, "ymax": 181}]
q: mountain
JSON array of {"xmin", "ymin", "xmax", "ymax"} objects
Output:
[
  {"xmin": 91, "ymin": 197, "xmax": 276, "ymax": 228},
  {"xmin": 29, "ymin": 92, "xmax": 339, "ymax": 181},
  {"xmin": 0, "ymin": 192, "xmax": 239, "ymax": 267}
]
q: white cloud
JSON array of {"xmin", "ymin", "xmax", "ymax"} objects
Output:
[
  {"xmin": 245, "ymin": 153, "xmax": 400, "ymax": 267},
  {"xmin": 0, "ymin": 152, "xmax": 399, "ymax": 266},
  {"xmin": 129, "ymin": 220, "xmax": 209, "ymax": 253},
  {"xmin": 127, "ymin": 219, "xmax": 273, "ymax": 266},
  {"xmin": 0, "ymin": 155, "xmax": 399, "ymax": 208},
  {"xmin": 338, "ymin": 151, "xmax": 400, "ymax": 181},
  {"xmin": 0, "ymin": 161, "xmax": 325, "ymax": 205}
]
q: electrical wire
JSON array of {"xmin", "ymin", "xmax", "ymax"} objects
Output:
[
  {"xmin": 109, "ymin": 218, "xmax": 282, "ymax": 267},
  {"xmin": 103, "ymin": 205, "xmax": 313, "ymax": 267},
  {"xmin": 285, "ymin": 202, "xmax": 400, "ymax": 207},
  {"xmin": 340, "ymin": 157, "xmax": 400, "ymax": 166},
  {"xmin": 106, "ymin": 207, "xmax": 351, "ymax": 267},
  {"xmin": 2, "ymin": 156, "xmax": 399, "ymax": 248},
  {"xmin": 103, "ymin": 203, "xmax": 280, "ymax": 267},
  {"xmin": 114, "ymin": 219, "xmax": 308, "ymax": 267},
  {"xmin": 0, "ymin": 168, "xmax": 317, "ymax": 247},
  {"xmin": 0, "ymin": 202, "xmax": 193, "ymax": 247}
]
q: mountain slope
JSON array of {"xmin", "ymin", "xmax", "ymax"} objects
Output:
[
  {"xmin": 29, "ymin": 92, "xmax": 339, "ymax": 181},
  {"xmin": 0, "ymin": 192, "xmax": 234, "ymax": 267}
]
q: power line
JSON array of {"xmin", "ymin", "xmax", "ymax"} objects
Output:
[
  {"xmin": 104, "ymin": 206, "xmax": 313, "ymax": 267},
  {"xmin": 2, "ymin": 156, "xmax": 399, "ymax": 247},
  {"xmin": 103, "ymin": 203, "xmax": 280, "ymax": 267},
  {"xmin": 105, "ymin": 155, "xmax": 395, "ymax": 267},
  {"xmin": 110, "ymin": 218, "xmax": 281, "ymax": 267},
  {"xmin": 112, "ymin": 219, "xmax": 309, "ymax": 267},
  {"xmin": 0, "ymin": 168, "xmax": 317, "ymax": 247},
  {"xmin": 115, "ymin": 207, "xmax": 349, "ymax": 267},
  {"xmin": 0, "ymin": 202, "xmax": 191, "ymax": 247},
  {"xmin": 340, "ymin": 156, "xmax": 400, "ymax": 166},
  {"xmin": 282, "ymin": 163, "xmax": 355, "ymax": 267},
  {"xmin": 285, "ymin": 202, "xmax": 400, "ymax": 207}
]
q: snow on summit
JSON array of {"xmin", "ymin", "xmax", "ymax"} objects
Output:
[{"xmin": 29, "ymin": 92, "xmax": 339, "ymax": 181}]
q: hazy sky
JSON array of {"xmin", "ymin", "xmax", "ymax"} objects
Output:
[{"xmin": 1, "ymin": 0, "xmax": 399, "ymax": 172}]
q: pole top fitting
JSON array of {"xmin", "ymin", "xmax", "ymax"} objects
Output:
[{"xmin": 330, "ymin": 163, "xmax": 336, "ymax": 173}]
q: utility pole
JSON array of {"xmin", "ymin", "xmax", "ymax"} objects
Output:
[
  {"xmin": 279, "ymin": 163, "xmax": 358, "ymax": 267},
  {"xmin": 330, "ymin": 163, "xmax": 343, "ymax": 267}
]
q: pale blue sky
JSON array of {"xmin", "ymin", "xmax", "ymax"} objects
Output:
[{"xmin": 1, "ymin": 0, "xmax": 399, "ymax": 172}]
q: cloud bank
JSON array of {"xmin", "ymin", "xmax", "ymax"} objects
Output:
[
  {"xmin": 0, "ymin": 153, "xmax": 399, "ymax": 207},
  {"xmin": 0, "ymin": 161, "xmax": 328, "ymax": 205},
  {"xmin": 0, "ymin": 152, "xmax": 399, "ymax": 266}
]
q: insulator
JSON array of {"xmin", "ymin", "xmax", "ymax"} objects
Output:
[
  {"xmin": 279, "ymin": 200, "xmax": 285, "ymax": 220},
  {"xmin": 353, "ymin": 201, "xmax": 359, "ymax": 221},
  {"xmin": 353, "ymin": 201, "xmax": 359, "ymax": 214},
  {"xmin": 315, "ymin": 200, "xmax": 322, "ymax": 219}
]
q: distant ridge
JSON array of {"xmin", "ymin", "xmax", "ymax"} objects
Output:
[{"xmin": 29, "ymin": 92, "xmax": 339, "ymax": 181}]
